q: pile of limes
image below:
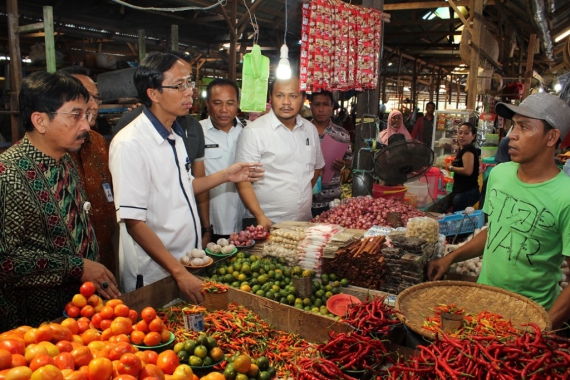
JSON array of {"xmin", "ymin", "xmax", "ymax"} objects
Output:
[
  {"xmin": 223, "ymin": 353, "xmax": 276, "ymax": 380},
  {"xmin": 205, "ymin": 253, "xmax": 349, "ymax": 316},
  {"xmin": 174, "ymin": 333, "xmax": 224, "ymax": 368}
]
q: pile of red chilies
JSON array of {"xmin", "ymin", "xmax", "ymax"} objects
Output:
[
  {"xmin": 319, "ymin": 331, "xmax": 389, "ymax": 373},
  {"xmin": 389, "ymin": 323, "xmax": 570, "ymax": 380},
  {"xmin": 341, "ymin": 295, "xmax": 400, "ymax": 336},
  {"xmin": 295, "ymin": 357, "xmax": 359, "ymax": 380}
]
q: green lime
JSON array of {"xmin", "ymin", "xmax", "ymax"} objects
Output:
[
  {"xmin": 224, "ymin": 274, "xmax": 234, "ymax": 283},
  {"xmin": 196, "ymin": 335, "xmax": 207, "ymax": 346},
  {"xmin": 206, "ymin": 337, "xmax": 217, "ymax": 349},
  {"xmin": 303, "ymin": 298, "xmax": 312, "ymax": 306},
  {"xmin": 256, "ymin": 357, "xmax": 269, "ymax": 371},
  {"xmin": 183, "ymin": 340, "xmax": 197, "ymax": 353},
  {"xmin": 241, "ymin": 265, "xmax": 251, "ymax": 275},
  {"xmin": 224, "ymin": 365, "xmax": 237, "ymax": 380},
  {"xmin": 312, "ymin": 281, "xmax": 321, "ymax": 290},
  {"xmin": 267, "ymin": 270, "xmax": 275, "ymax": 279},
  {"xmin": 173, "ymin": 342, "xmax": 184, "ymax": 354},
  {"xmin": 189, "ymin": 355, "xmax": 202, "ymax": 366},
  {"xmin": 176, "ymin": 350, "xmax": 189, "ymax": 362},
  {"xmin": 194, "ymin": 344, "xmax": 208, "ymax": 359},
  {"xmin": 340, "ymin": 278, "xmax": 349, "ymax": 287},
  {"xmin": 265, "ymin": 291, "xmax": 275, "ymax": 300},
  {"xmin": 294, "ymin": 303, "xmax": 304, "ymax": 309},
  {"xmin": 257, "ymin": 274, "xmax": 268, "ymax": 284},
  {"xmin": 203, "ymin": 356, "xmax": 213, "ymax": 366},
  {"xmin": 231, "ymin": 281, "xmax": 240, "ymax": 288},
  {"xmin": 329, "ymin": 273, "xmax": 337, "ymax": 281},
  {"xmin": 267, "ymin": 366, "xmax": 276, "ymax": 377},
  {"xmin": 286, "ymin": 294, "xmax": 296, "ymax": 304},
  {"xmin": 279, "ymin": 297, "xmax": 288, "ymax": 304},
  {"xmin": 255, "ymin": 290, "xmax": 265, "ymax": 297},
  {"xmin": 217, "ymin": 267, "xmax": 227, "ymax": 276},
  {"xmin": 251, "ymin": 285, "xmax": 261, "ymax": 293}
]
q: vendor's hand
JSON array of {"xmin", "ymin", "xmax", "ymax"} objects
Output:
[
  {"xmin": 225, "ymin": 162, "xmax": 264, "ymax": 183},
  {"xmin": 81, "ymin": 259, "xmax": 121, "ymax": 299},
  {"xmin": 174, "ymin": 271, "xmax": 204, "ymax": 305},
  {"xmin": 127, "ymin": 102, "xmax": 142, "ymax": 112},
  {"xmin": 256, "ymin": 215, "xmax": 273, "ymax": 231},
  {"xmin": 201, "ymin": 232, "xmax": 212, "ymax": 249},
  {"xmin": 427, "ymin": 256, "xmax": 453, "ymax": 281},
  {"xmin": 332, "ymin": 159, "xmax": 345, "ymax": 171}
]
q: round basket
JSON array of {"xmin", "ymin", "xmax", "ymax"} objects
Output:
[
  {"xmin": 204, "ymin": 291, "xmax": 229, "ymax": 312},
  {"xmin": 395, "ymin": 281, "xmax": 551, "ymax": 340}
]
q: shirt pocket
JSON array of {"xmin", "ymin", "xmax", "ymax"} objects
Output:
[
  {"xmin": 204, "ymin": 147, "xmax": 223, "ymax": 160},
  {"xmin": 302, "ymin": 145, "xmax": 317, "ymax": 169}
]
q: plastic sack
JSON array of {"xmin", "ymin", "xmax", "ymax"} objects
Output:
[
  {"xmin": 241, "ymin": 44, "xmax": 269, "ymax": 112},
  {"xmin": 406, "ymin": 216, "xmax": 439, "ymax": 244}
]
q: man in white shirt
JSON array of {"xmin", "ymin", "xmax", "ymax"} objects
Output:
[
  {"xmin": 110, "ymin": 53, "xmax": 262, "ymax": 303},
  {"xmin": 236, "ymin": 76, "xmax": 325, "ymax": 229},
  {"xmin": 200, "ymin": 79, "xmax": 244, "ymax": 239}
]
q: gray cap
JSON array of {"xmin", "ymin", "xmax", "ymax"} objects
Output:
[{"xmin": 495, "ymin": 93, "xmax": 570, "ymax": 141}]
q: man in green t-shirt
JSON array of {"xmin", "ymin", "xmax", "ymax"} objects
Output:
[{"xmin": 428, "ymin": 93, "xmax": 570, "ymax": 329}]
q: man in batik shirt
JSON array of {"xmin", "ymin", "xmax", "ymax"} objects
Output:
[
  {"xmin": 0, "ymin": 72, "xmax": 120, "ymax": 331},
  {"xmin": 310, "ymin": 91, "xmax": 353, "ymax": 217}
]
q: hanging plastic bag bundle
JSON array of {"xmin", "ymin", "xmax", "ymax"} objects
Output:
[{"xmin": 241, "ymin": 44, "xmax": 269, "ymax": 112}]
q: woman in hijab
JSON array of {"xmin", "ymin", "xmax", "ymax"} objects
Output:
[{"xmin": 379, "ymin": 110, "xmax": 412, "ymax": 144}]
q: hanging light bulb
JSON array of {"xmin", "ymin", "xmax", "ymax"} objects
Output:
[{"xmin": 276, "ymin": 43, "xmax": 291, "ymax": 79}]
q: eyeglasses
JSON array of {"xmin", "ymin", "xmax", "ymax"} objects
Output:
[
  {"xmin": 89, "ymin": 93, "xmax": 103, "ymax": 105},
  {"xmin": 162, "ymin": 79, "xmax": 195, "ymax": 92},
  {"xmin": 50, "ymin": 111, "xmax": 94, "ymax": 123}
]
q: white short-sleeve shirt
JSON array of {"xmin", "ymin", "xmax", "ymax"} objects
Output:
[
  {"xmin": 235, "ymin": 109, "xmax": 325, "ymax": 223},
  {"xmin": 200, "ymin": 117, "xmax": 245, "ymax": 235},
  {"xmin": 109, "ymin": 108, "xmax": 201, "ymax": 292}
]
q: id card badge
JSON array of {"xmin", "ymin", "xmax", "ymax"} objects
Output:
[{"xmin": 102, "ymin": 182, "xmax": 114, "ymax": 202}]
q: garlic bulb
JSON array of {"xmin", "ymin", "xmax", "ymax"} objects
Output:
[
  {"xmin": 191, "ymin": 257, "xmax": 204, "ymax": 266},
  {"xmin": 206, "ymin": 242, "xmax": 217, "ymax": 251},
  {"xmin": 216, "ymin": 238, "xmax": 229, "ymax": 247},
  {"xmin": 210, "ymin": 244, "xmax": 222, "ymax": 253},
  {"xmin": 180, "ymin": 256, "xmax": 192, "ymax": 265},
  {"xmin": 191, "ymin": 248, "xmax": 206, "ymax": 258}
]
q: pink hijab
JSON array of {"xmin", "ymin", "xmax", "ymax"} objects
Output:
[{"xmin": 379, "ymin": 110, "xmax": 412, "ymax": 144}]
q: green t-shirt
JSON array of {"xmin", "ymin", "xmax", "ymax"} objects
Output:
[{"xmin": 478, "ymin": 162, "xmax": 570, "ymax": 309}]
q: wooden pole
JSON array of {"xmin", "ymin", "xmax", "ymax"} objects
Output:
[
  {"xmin": 229, "ymin": 0, "xmax": 238, "ymax": 81},
  {"xmin": 522, "ymin": 34, "xmax": 536, "ymax": 100},
  {"xmin": 138, "ymin": 29, "xmax": 146, "ymax": 62},
  {"xmin": 171, "ymin": 25, "xmax": 179, "ymax": 51},
  {"xmin": 411, "ymin": 59, "xmax": 417, "ymax": 111},
  {"xmin": 7, "ymin": 0, "xmax": 22, "ymax": 142},
  {"xmin": 466, "ymin": 0, "xmax": 483, "ymax": 109},
  {"xmin": 43, "ymin": 6, "xmax": 56, "ymax": 73}
]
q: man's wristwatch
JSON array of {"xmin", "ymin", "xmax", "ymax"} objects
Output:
[{"xmin": 201, "ymin": 225, "xmax": 213, "ymax": 234}]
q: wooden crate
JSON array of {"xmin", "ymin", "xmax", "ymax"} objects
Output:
[{"xmin": 119, "ymin": 276, "xmax": 351, "ymax": 344}]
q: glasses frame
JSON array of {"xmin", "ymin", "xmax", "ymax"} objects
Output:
[
  {"xmin": 50, "ymin": 111, "xmax": 94, "ymax": 123},
  {"xmin": 89, "ymin": 93, "xmax": 103, "ymax": 105},
  {"xmin": 162, "ymin": 79, "xmax": 196, "ymax": 93}
]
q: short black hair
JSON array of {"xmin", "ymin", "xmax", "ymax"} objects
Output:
[
  {"xmin": 310, "ymin": 91, "xmax": 334, "ymax": 105},
  {"xmin": 268, "ymin": 76, "xmax": 305, "ymax": 98},
  {"xmin": 206, "ymin": 78, "xmax": 240, "ymax": 102},
  {"xmin": 134, "ymin": 52, "xmax": 180, "ymax": 107},
  {"xmin": 167, "ymin": 50, "xmax": 192, "ymax": 64},
  {"xmin": 460, "ymin": 121, "xmax": 477, "ymax": 135},
  {"xmin": 19, "ymin": 71, "xmax": 89, "ymax": 132},
  {"xmin": 426, "ymin": 101, "xmax": 435, "ymax": 108},
  {"xmin": 57, "ymin": 66, "xmax": 90, "ymax": 77}
]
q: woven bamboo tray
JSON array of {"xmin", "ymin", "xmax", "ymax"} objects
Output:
[{"xmin": 395, "ymin": 281, "xmax": 551, "ymax": 340}]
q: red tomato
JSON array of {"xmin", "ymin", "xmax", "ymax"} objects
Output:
[
  {"xmin": 138, "ymin": 364, "xmax": 164, "ymax": 380},
  {"xmin": 155, "ymin": 351, "xmax": 178, "ymax": 376},
  {"xmin": 10, "ymin": 354, "xmax": 26, "ymax": 368},
  {"xmin": 70, "ymin": 347, "xmax": 93, "ymax": 368},
  {"xmin": 0, "ymin": 340, "xmax": 24, "ymax": 356},
  {"xmin": 60, "ymin": 369, "xmax": 87, "ymax": 380},
  {"xmin": 87, "ymin": 358, "xmax": 112, "ymax": 380},
  {"xmin": 90, "ymin": 314, "xmax": 102, "ymax": 330},
  {"xmin": 55, "ymin": 341, "xmax": 74, "ymax": 354},
  {"xmin": 79, "ymin": 282, "xmax": 96, "ymax": 298},
  {"xmin": 66, "ymin": 306, "xmax": 80, "ymax": 319},
  {"xmin": 4, "ymin": 366, "xmax": 33, "ymax": 380},
  {"xmin": 140, "ymin": 308, "xmax": 156, "ymax": 324},
  {"xmin": 128, "ymin": 310, "xmax": 138, "ymax": 325},
  {"xmin": 30, "ymin": 364, "xmax": 63, "ymax": 380},
  {"xmin": 142, "ymin": 351, "xmax": 158, "ymax": 365},
  {"xmin": 29, "ymin": 353, "xmax": 56, "ymax": 371},
  {"xmin": 116, "ymin": 353, "xmax": 142, "ymax": 377},
  {"xmin": 114, "ymin": 375, "xmax": 137, "ymax": 380},
  {"xmin": 0, "ymin": 349, "xmax": 12, "ymax": 371},
  {"xmin": 54, "ymin": 352, "xmax": 75, "ymax": 371},
  {"xmin": 108, "ymin": 343, "xmax": 133, "ymax": 362}
]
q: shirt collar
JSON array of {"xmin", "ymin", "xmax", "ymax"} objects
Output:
[
  {"xmin": 143, "ymin": 106, "xmax": 185, "ymax": 142},
  {"xmin": 20, "ymin": 134, "xmax": 61, "ymax": 168},
  {"xmin": 206, "ymin": 116, "xmax": 242, "ymax": 131},
  {"xmin": 268, "ymin": 109, "xmax": 304, "ymax": 131}
]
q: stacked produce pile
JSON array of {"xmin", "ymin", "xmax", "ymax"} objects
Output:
[
  {"xmin": 389, "ymin": 323, "xmax": 570, "ymax": 379},
  {"xmin": 297, "ymin": 224, "xmax": 343, "ymax": 276},
  {"xmin": 311, "ymin": 196, "xmax": 425, "ymax": 230},
  {"xmin": 261, "ymin": 227, "xmax": 305, "ymax": 264},
  {"xmin": 160, "ymin": 303, "xmax": 315, "ymax": 377},
  {"xmin": 323, "ymin": 236, "xmax": 387, "ymax": 290},
  {"xmin": 381, "ymin": 235, "xmax": 439, "ymax": 294},
  {"xmin": 205, "ymin": 252, "xmax": 350, "ymax": 316}
]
